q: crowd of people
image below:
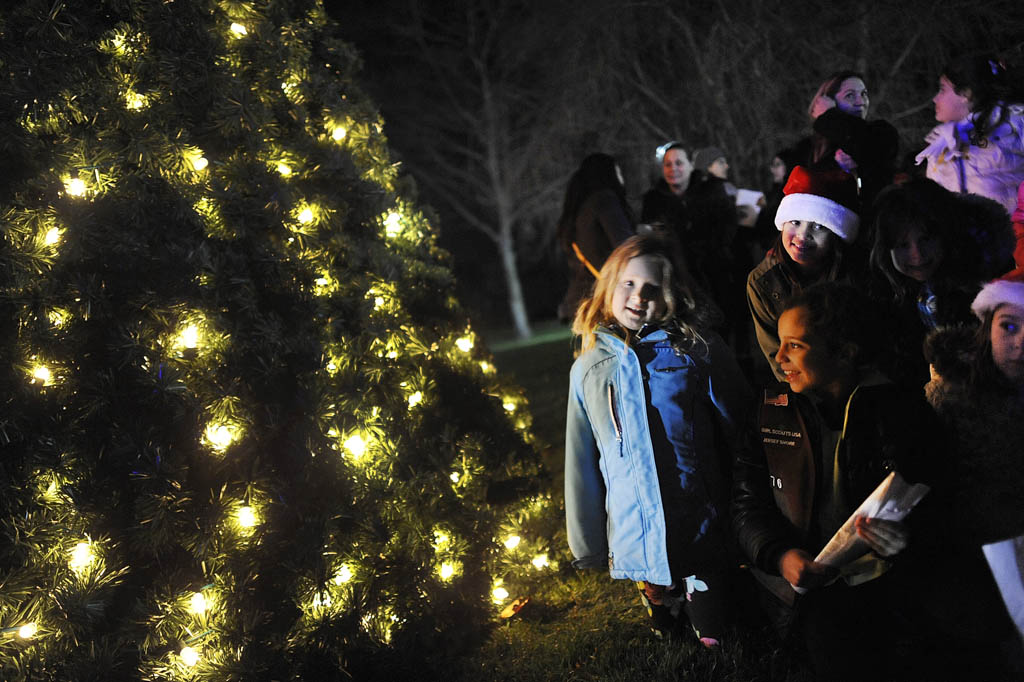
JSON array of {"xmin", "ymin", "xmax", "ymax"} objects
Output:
[{"xmin": 560, "ymin": 53, "xmax": 1024, "ymax": 680}]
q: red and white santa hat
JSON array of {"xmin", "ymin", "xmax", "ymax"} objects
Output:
[
  {"xmin": 774, "ymin": 165, "xmax": 860, "ymax": 243},
  {"xmin": 971, "ymin": 270, "xmax": 1024, "ymax": 320}
]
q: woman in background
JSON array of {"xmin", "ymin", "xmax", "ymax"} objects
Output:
[
  {"xmin": 556, "ymin": 153, "xmax": 635, "ymax": 321},
  {"xmin": 641, "ymin": 141, "xmax": 693, "ymax": 236},
  {"xmin": 796, "ymin": 71, "xmax": 899, "ymax": 211}
]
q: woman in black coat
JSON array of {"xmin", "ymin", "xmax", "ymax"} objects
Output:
[{"xmin": 556, "ymin": 153, "xmax": 634, "ymax": 321}]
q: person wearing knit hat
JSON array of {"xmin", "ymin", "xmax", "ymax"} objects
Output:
[
  {"xmin": 746, "ymin": 165, "xmax": 860, "ymax": 379},
  {"xmin": 692, "ymin": 147, "xmax": 727, "ymax": 175},
  {"xmin": 921, "ymin": 267, "xmax": 1024, "ymax": 661}
]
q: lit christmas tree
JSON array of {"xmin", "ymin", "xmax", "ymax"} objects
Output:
[{"xmin": 0, "ymin": 1, "xmax": 559, "ymax": 678}]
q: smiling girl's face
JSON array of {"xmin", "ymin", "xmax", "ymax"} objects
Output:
[
  {"xmin": 889, "ymin": 224, "xmax": 944, "ymax": 283},
  {"xmin": 774, "ymin": 305, "xmax": 852, "ymax": 401},
  {"xmin": 781, "ymin": 220, "xmax": 836, "ymax": 271},
  {"xmin": 611, "ymin": 255, "xmax": 666, "ymax": 330}
]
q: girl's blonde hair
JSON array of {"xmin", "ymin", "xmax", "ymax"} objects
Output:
[{"xmin": 571, "ymin": 234, "xmax": 713, "ymax": 356}]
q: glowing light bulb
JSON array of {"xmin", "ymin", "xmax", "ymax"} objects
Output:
[
  {"xmin": 438, "ymin": 562, "xmax": 455, "ymax": 580},
  {"xmin": 450, "ymin": 471, "xmax": 460, "ymax": 483},
  {"xmin": 32, "ymin": 365, "xmax": 52, "ymax": 385},
  {"xmin": 331, "ymin": 126, "xmax": 347, "ymax": 141},
  {"xmin": 189, "ymin": 591, "xmax": 208, "ymax": 614},
  {"xmin": 204, "ymin": 423, "xmax": 236, "ymax": 452},
  {"xmin": 333, "ymin": 564, "xmax": 353, "ymax": 585},
  {"xmin": 503, "ymin": 401, "xmax": 516, "ymax": 412},
  {"xmin": 297, "ymin": 207, "xmax": 313, "ymax": 224},
  {"xmin": 180, "ymin": 646, "xmax": 200, "ymax": 666},
  {"xmin": 433, "ymin": 531, "xmax": 450, "ymax": 549},
  {"xmin": 65, "ymin": 177, "xmax": 86, "ymax": 196},
  {"xmin": 492, "ymin": 587, "xmax": 509, "ymax": 603},
  {"xmin": 125, "ymin": 91, "xmax": 148, "ymax": 110},
  {"xmin": 18, "ymin": 622, "xmax": 37, "ymax": 639},
  {"xmin": 454, "ymin": 336, "xmax": 473, "ymax": 352},
  {"xmin": 44, "ymin": 227, "xmax": 61, "ymax": 245},
  {"xmin": 69, "ymin": 541, "xmax": 93, "ymax": 571},
  {"xmin": 343, "ymin": 433, "xmax": 367, "ymax": 459},
  {"xmin": 531, "ymin": 554, "xmax": 550, "ymax": 570},
  {"xmin": 191, "ymin": 155, "xmax": 209, "ymax": 171},
  {"xmin": 48, "ymin": 309, "xmax": 69, "ymax": 327},
  {"xmin": 374, "ymin": 296, "xmax": 385, "ymax": 309},
  {"xmin": 479, "ymin": 361, "xmax": 492, "ymax": 373},
  {"xmin": 383, "ymin": 212, "xmax": 402, "ymax": 237},
  {"xmin": 504, "ymin": 535, "xmax": 521, "ymax": 550},
  {"xmin": 179, "ymin": 324, "xmax": 199, "ymax": 349},
  {"xmin": 229, "ymin": 22, "xmax": 247, "ymax": 36},
  {"xmin": 277, "ymin": 162, "xmax": 291, "ymax": 176},
  {"xmin": 407, "ymin": 391, "xmax": 422, "ymax": 408},
  {"xmin": 236, "ymin": 506, "xmax": 257, "ymax": 528}
]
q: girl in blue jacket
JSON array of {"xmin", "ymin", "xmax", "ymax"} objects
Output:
[{"xmin": 565, "ymin": 234, "xmax": 752, "ymax": 646}]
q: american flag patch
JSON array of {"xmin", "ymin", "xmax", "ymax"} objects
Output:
[{"xmin": 764, "ymin": 393, "xmax": 788, "ymax": 407}]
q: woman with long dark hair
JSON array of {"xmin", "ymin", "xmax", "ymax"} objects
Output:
[{"xmin": 556, "ymin": 153, "xmax": 634, "ymax": 320}]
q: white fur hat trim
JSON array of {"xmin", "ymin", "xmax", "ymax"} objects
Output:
[
  {"xmin": 971, "ymin": 279, "xmax": 1024, "ymax": 319},
  {"xmin": 774, "ymin": 193, "xmax": 860, "ymax": 243}
]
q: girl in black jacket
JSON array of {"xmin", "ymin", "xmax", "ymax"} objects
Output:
[{"xmin": 732, "ymin": 282, "xmax": 946, "ymax": 680}]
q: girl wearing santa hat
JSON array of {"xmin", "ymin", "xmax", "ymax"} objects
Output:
[
  {"xmin": 746, "ymin": 165, "xmax": 861, "ymax": 380},
  {"xmin": 920, "ymin": 271, "xmax": 1024, "ymax": 672}
]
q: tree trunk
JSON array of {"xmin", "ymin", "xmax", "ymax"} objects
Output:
[{"xmin": 497, "ymin": 227, "xmax": 532, "ymax": 339}]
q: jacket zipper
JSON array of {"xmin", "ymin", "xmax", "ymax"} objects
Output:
[{"xmin": 607, "ymin": 384, "xmax": 623, "ymax": 456}]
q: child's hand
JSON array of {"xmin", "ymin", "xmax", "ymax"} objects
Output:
[
  {"xmin": 779, "ymin": 549, "xmax": 837, "ymax": 589},
  {"xmin": 855, "ymin": 516, "xmax": 907, "ymax": 557}
]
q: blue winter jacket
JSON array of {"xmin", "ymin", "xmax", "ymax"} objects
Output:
[{"xmin": 565, "ymin": 325, "xmax": 751, "ymax": 586}]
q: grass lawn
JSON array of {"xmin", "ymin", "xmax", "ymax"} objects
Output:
[{"xmin": 463, "ymin": 321, "xmax": 814, "ymax": 682}]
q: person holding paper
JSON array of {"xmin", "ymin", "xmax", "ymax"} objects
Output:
[{"xmin": 732, "ymin": 282, "xmax": 944, "ymax": 679}]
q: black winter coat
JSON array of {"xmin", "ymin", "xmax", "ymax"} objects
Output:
[{"xmin": 732, "ymin": 380, "xmax": 944, "ymax": 576}]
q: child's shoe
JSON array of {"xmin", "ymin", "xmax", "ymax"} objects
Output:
[{"xmin": 637, "ymin": 581, "xmax": 684, "ymax": 639}]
